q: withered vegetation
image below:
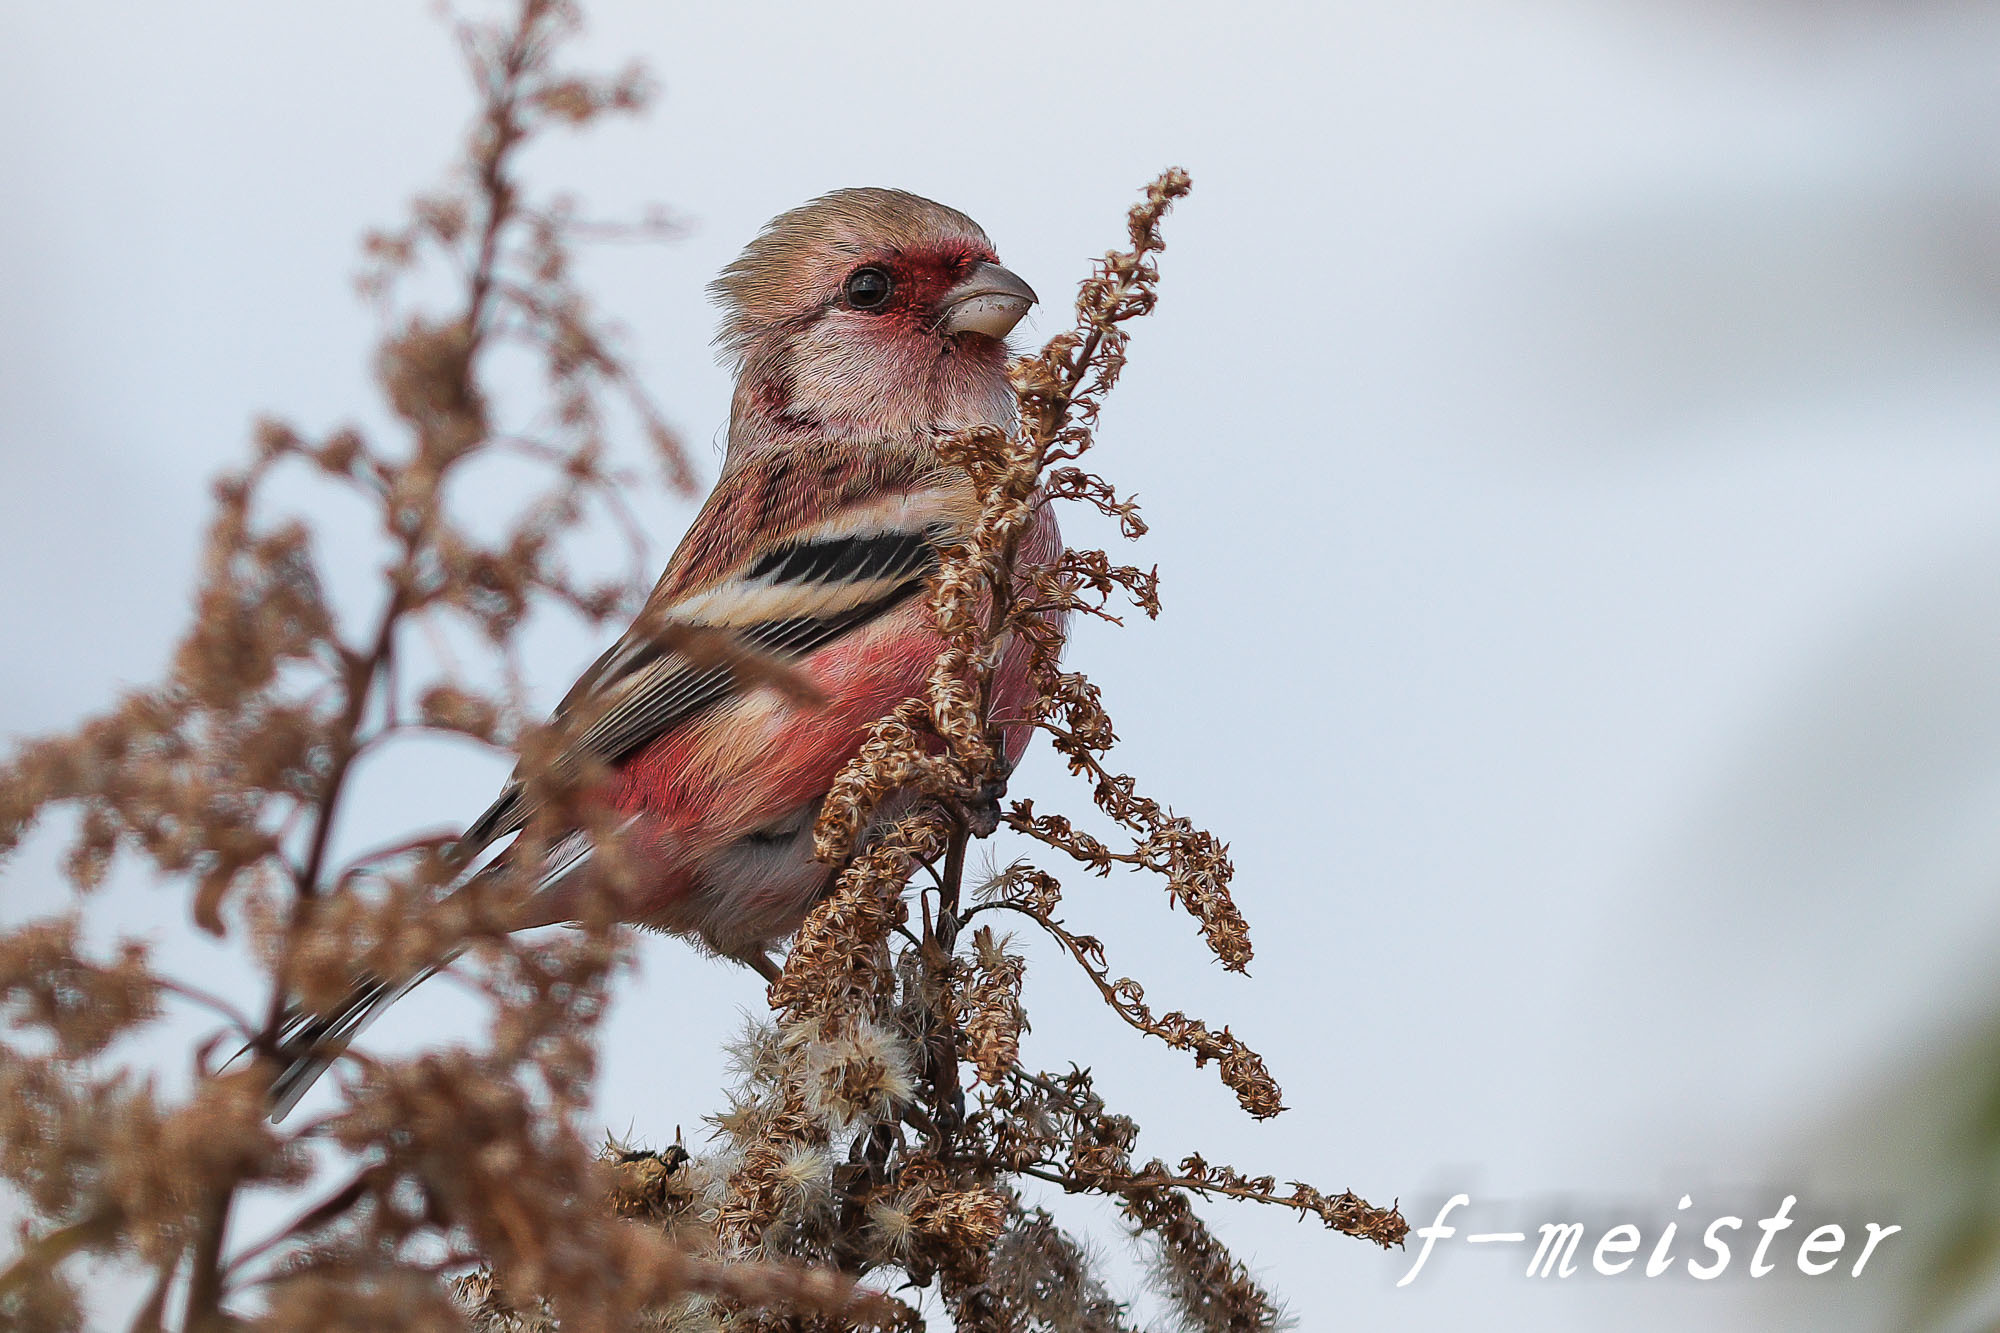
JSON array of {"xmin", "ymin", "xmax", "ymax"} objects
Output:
[{"xmin": 0, "ymin": 3, "xmax": 1404, "ymax": 1329}]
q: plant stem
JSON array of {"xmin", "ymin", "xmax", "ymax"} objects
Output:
[
  {"xmin": 182, "ymin": 1187, "xmax": 236, "ymax": 1331},
  {"xmin": 0, "ymin": 1208, "xmax": 120, "ymax": 1301}
]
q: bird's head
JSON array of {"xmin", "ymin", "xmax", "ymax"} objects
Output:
[{"xmin": 711, "ymin": 188, "xmax": 1037, "ymax": 447}]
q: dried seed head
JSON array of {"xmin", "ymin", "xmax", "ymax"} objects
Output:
[
  {"xmin": 864, "ymin": 1199, "xmax": 916, "ymax": 1259},
  {"xmin": 771, "ymin": 1145, "xmax": 834, "ymax": 1210},
  {"xmin": 805, "ymin": 1019, "xmax": 914, "ymax": 1124}
]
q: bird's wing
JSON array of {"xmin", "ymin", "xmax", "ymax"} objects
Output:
[{"xmin": 460, "ymin": 440, "xmax": 973, "ymax": 854}]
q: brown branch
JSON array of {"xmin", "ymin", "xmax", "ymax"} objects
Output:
[
  {"xmin": 0, "ymin": 1207, "xmax": 122, "ymax": 1302},
  {"xmin": 980, "ymin": 900, "xmax": 1283, "ymax": 1119}
]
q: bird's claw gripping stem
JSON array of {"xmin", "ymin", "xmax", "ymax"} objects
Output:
[{"xmin": 959, "ymin": 778, "xmax": 1007, "ymax": 839}]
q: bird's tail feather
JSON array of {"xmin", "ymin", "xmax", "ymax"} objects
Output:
[
  {"xmin": 262, "ymin": 957, "xmax": 456, "ymax": 1123},
  {"xmin": 255, "ymin": 835, "xmax": 594, "ymax": 1120}
]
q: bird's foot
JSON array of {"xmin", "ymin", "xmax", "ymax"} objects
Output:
[
  {"xmin": 959, "ymin": 779, "xmax": 1007, "ymax": 839},
  {"xmin": 735, "ymin": 949, "xmax": 783, "ymax": 984}
]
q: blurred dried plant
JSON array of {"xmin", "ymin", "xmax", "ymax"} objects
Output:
[{"xmin": 0, "ymin": 3, "xmax": 1402, "ymax": 1330}]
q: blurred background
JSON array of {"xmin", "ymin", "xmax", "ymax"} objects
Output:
[{"xmin": 6, "ymin": 1, "xmax": 2000, "ymax": 1328}]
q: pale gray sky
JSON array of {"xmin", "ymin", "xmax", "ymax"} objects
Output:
[{"xmin": 6, "ymin": 2, "xmax": 2000, "ymax": 1328}]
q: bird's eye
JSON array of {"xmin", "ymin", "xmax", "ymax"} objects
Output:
[{"xmin": 843, "ymin": 266, "xmax": 894, "ymax": 311}]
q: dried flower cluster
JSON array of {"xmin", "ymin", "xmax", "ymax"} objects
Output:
[{"xmin": 0, "ymin": 4, "xmax": 1402, "ymax": 1330}]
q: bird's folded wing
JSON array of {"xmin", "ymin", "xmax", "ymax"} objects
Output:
[{"xmin": 460, "ymin": 448, "xmax": 974, "ymax": 854}]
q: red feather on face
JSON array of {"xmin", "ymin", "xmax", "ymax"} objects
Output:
[{"xmin": 265, "ymin": 188, "xmax": 1055, "ymax": 1118}]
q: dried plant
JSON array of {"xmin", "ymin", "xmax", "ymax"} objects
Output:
[{"xmin": 0, "ymin": 5, "xmax": 1402, "ymax": 1331}]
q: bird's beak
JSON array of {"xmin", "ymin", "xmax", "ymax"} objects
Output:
[{"xmin": 940, "ymin": 261, "xmax": 1038, "ymax": 339}]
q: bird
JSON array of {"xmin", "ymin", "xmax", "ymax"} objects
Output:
[{"xmin": 264, "ymin": 188, "xmax": 1055, "ymax": 1117}]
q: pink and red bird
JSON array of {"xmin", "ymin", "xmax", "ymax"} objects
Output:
[{"xmin": 270, "ymin": 189, "xmax": 1052, "ymax": 1114}]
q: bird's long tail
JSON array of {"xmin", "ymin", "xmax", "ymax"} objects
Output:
[
  {"xmin": 256, "ymin": 832, "xmax": 601, "ymax": 1120},
  {"xmin": 261, "ymin": 958, "xmax": 457, "ymax": 1122}
]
